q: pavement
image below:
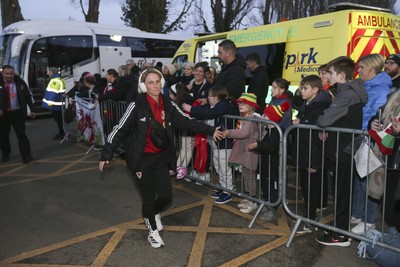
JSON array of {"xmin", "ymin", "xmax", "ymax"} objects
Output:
[{"xmin": 0, "ymin": 117, "xmax": 378, "ymax": 267}]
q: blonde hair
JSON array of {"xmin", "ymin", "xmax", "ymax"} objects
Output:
[
  {"xmin": 358, "ymin": 53, "xmax": 385, "ymax": 74},
  {"xmin": 118, "ymin": 64, "xmax": 131, "ymax": 77}
]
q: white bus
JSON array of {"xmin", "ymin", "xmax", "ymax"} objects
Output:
[{"xmin": 0, "ymin": 19, "xmax": 188, "ymax": 109}]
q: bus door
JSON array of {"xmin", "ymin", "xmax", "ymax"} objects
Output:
[{"xmin": 98, "ymin": 46, "xmax": 131, "ymax": 77}]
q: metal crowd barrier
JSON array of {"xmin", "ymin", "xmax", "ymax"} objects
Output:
[
  {"xmin": 182, "ymin": 114, "xmax": 284, "ymax": 228},
  {"xmin": 61, "ymin": 96, "xmax": 128, "ymax": 154},
  {"xmin": 61, "ymin": 97, "xmax": 400, "ymax": 254},
  {"xmin": 61, "ymin": 95, "xmax": 81, "ymax": 143},
  {"xmin": 283, "ymin": 124, "xmax": 400, "ymax": 254},
  {"xmin": 99, "ymin": 100, "xmax": 128, "ymax": 137}
]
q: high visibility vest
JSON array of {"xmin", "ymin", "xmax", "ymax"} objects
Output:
[{"xmin": 42, "ymin": 77, "xmax": 66, "ymax": 110}]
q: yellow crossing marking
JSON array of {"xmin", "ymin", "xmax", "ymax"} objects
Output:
[{"xmin": 0, "ymin": 149, "xmax": 324, "ymax": 266}]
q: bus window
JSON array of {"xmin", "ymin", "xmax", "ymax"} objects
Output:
[
  {"xmin": 96, "ymin": 34, "xmax": 127, "ymax": 47},
  {"xmin": 29, "ymin": 36, "xmax": 93, "ymax": 93},
  {"xmin": 126, "ymin": 37, "xmax": 147, "ymax": 57},
  {"xmin": 148, "ymin": 40, "xmax": 182, "ymax": 58},
  {"xmin": 0, "ymin": 34, "xmax": 16, "ymax": 68},
  {"xmin": 17, "ymin": 39, "xmax": 30, "ymax": 79}
]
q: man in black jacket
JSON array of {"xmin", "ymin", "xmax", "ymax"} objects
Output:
[
  {"xmin": 215, "ymin": 40, "xmax": 246, "ymax": 101},
  {"xmin": 245, "ymin": 52, "xmax": 270, "ymax": 113},
  {"xmin": 0, "ymin": 65, "xmax": 36, "ymax": 163}
]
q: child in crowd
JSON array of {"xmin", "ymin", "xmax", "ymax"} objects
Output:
[
  {"xmin": 269, "ymin": 78, "xmax": 293, "ymax": 130},
  {"xmin": 318, "ymin": 64, "xmax": 330, "ymax": 91},
  {"xmin": 169, "ymin": 83, "xmax": 192, "ymax": 179},
  {"xmin": 315, "ymin": 56, "xmax": 368, "ymax": 247},
  {"xmin": 183, "ymin": 85, "xmax": 236, "ymax": 204},
  {"xmin": 248, "ymin": 101, "xmax": 291, "ymax": 221},
  {"xmin": 222, "ymin": 93, "xmax": 260, "ymax": 213},
  {"xmin": 292, "ymin": 75, "xmax": 331, "ymax": 232}
]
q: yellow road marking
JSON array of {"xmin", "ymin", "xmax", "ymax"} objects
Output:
[{"xmin": 0, "ymin": 151, "xmax": 329, "ymax": 266}]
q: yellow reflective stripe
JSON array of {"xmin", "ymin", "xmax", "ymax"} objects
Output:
[{"xmin": 42, "ymin": 99, "xmax": 63, "ymax": 105}]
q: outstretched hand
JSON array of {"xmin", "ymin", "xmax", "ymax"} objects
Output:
[
  {"xmin": 370, "ymin": 119, "xmax": 382, "ymax": 132},
  {"xmin": 213, "ymin": 126, "xmax": 224, "ymax": 142},
  {"xmin": 247, "ymin": 142, "xmax": 257, "ymax": 150},
  {"xmin": 99, "ymin": 160, "xmax": 109, "ymax": 172}
]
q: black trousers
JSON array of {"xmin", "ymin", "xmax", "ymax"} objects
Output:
[
  {"xmin": 133, "ymin": 151, "xmax": 172, "ymax": 230},
  {"xmin": 300, "ymin": 169, "xmax": 323, "ymax": 220},
  {"xmin": 51, "ymin": 110, "xmax": 64, "ymax": 135},
  {"xmin": 0, "ymin": 110, "xmax": 31, "ymax": 159},
  {"xmin": 332, "ymin": 161, "xmax": 353, "ymax": 231},
  {"xmin": 384, "ymin": 169, "xmax": 400, "ymax": 228}
]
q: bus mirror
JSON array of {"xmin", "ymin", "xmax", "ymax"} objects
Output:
[{"xmin": 11, "ymin": 35, "xmax": 28, "ymax": 58}]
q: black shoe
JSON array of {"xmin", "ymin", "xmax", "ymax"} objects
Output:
[
  {"xmin": 53, "ymin": 134, "xmax": 64, "ymax": 140},
  {"xmin": 1, "ymin": 155, "xmax": 10, "ymax": 162},
  {"xmin": 316, "ymin": 233, "xmax": 351, "ymax": 247},
  {"xmin": 22, "ymin": 155, "xmax": 33, "ymax": 164}
]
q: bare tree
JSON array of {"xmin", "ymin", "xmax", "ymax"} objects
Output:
[
  {"xmin": 191, "ymin": 0, "xmax": 255, "ymax": 33},
  {"xmin": 70, "ymin": 0, "xmax": 100, "ymax": 23},
  {"xmin": 1, "ymin": 0, "xmax": 24, "ymax": 28},
  {"xmin": 254, "ymin": 0, "xmax": 396, "ymax": 28},
  {"xmin": 122, "ymin": 0, "xmax": 194, "ymax": 33}
]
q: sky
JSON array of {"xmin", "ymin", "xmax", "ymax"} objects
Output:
[
  {"xmin": 1, "ymin": 0, "xmax": 400, "ymax": 31},
  {"xmin": 1, "ymin": 0, "xmax": 126, "ymax": 29}
]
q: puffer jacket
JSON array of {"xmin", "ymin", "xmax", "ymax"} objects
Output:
[{"xmin": 362, "ymin": 71, "xmax": 392, "ymax": 130}]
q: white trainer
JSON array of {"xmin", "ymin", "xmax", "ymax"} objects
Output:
[
  {"xmin": 237, "ymin": 199, "xmax": 250, "ymax": 209},
  {"xmin": 155, "ymin": 213, "xmax": 163, "ymax": 231},
  {"xmin": 148, "ymin": 229, "xmax": 165, "ymax": 248},
  {"xmin": 240, "ymin": 201, "xmax": 258, "ymax": 214},
  {"xmin": 351, "ymin": 216, "xmax": 362, "ymax": 224},
  {"xmin": 351, "ymin": 222, "xmax": 375, "ymax": 235}
]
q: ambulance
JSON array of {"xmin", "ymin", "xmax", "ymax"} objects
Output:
[{"xmin": 172, "ymin": 3, "xmax": 400, "ymax": 90}]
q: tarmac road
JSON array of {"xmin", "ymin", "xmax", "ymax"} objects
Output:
[{"xmin": 0, "ymin": 117, "xmax": 377, "ymax": 266}]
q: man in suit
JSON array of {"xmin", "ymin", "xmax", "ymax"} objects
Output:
[{"xmin": 0, "ymin": 65, "xmax": 36, "ymax": 163}]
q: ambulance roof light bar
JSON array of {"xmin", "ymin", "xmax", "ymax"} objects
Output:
[{"xmin": 328, "ymin": 2, "xmax": 392, "ymax": 13}]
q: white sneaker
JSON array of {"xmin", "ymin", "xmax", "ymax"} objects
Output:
[
  {"xmin": 351, "ymin": 222, "xmax": 375, "ymax": 235},
  {"xmin": 198, "ymin": 172, "xmax": 211, "ymax": 182},
  {"xmin": 155, "ymin": 213, "xmax": 163, "ymax": 231},
  {"xmin": 148, "ymin": 229, "xmax": 165, "ymax": 248},
  {"xmin": 240, "ymin": 201, "xmax": 258, "ymax": 214},
  {"xmin": 351, "ymin": 216, "xmax": 362, "ymax": 224},
  {"xmin": 237, "ymin": 199, "xmax": 250, "ymax": 209}
]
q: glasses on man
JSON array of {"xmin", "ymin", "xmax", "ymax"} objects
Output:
[{"xmin": 385, "ymin": 60, "xmax": 396, "ymax": 65}]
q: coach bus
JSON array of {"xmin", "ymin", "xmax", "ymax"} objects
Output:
[
  {"xmin": 0, "ymin": 19, "xmax": 188, "ymax": 110},
  {"xmin": 172, "ymin": 3, "xmax": 400, "ymax": 103}
]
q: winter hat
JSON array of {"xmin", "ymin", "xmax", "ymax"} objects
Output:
[
  {"xmin": 235, "ymin": 93, "xmax": 259, "ymax": 110},
  {"xmin": 263, "ymin": 101, "xmax": 290, "ymax": 123},
  {"xmin": 164, "ymin": 64, "xmax": 177, "ymax": 76},
  {"xmin": 386, "ymin": 54, "xmax": 400, "ymax": 66}
]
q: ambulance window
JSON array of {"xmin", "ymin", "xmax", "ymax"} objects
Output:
[
  {"xmin": 172, "ymin": 55, "xmax": 188, "ymax": 74},
  {"xmin": 237, "ymin": 43, "xmax": 286, "ymax": 84}
]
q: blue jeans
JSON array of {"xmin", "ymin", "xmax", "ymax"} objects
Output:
[{"xmin": 352, "ymin": 175, "xmax": 380, "ymax": 224}]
